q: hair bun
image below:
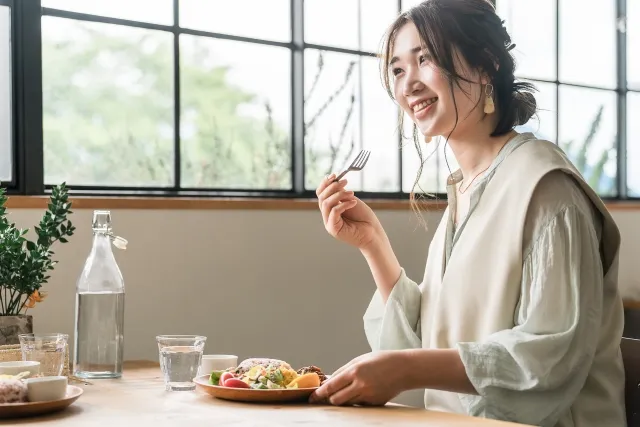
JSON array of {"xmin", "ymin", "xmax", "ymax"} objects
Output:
[{"xmin": 512, "ymin": 89, "xmax": 537, "ymax": 126}]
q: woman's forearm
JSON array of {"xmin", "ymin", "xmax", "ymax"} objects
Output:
[
  {"xmin": 399, "ymin": 349, "xmax": 478, "ymax": 395},
  {"xmin": 360, "ymin": 234, "xmax": 402, "ymax": 303}
]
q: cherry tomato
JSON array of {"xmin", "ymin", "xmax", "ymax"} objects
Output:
[{"xmin": 219, "ymin": 372, "xmax": 234, "ymax": 385}]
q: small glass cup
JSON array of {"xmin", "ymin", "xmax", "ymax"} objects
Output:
[
  {"xmin": 156, "ymin": 335, "xmax": 206, "ymax": 391},
  {"xmin": 18, "ymin": 333, "xmax": 68, "ymax": 377}
]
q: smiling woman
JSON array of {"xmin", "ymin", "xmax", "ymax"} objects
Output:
[
  {"xmin": 312, "ymin": 1, "xmax": 627, "ymax": 426},
  {"xmin": 379, "ymin": 0, "xmax": 536, "ymax": 206}
]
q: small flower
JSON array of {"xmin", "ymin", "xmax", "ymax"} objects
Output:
[{"xmin": 23, "ymin": 290, "xmax": 48, "ymax": 309}]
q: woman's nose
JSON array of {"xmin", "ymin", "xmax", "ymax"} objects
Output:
[{"xmin": 403, "ymin": 67, "xmax": 424, "ymax": 96}]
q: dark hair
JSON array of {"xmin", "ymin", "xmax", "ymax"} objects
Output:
[{"xmin": 379, "ymin": 0, "xmax": 537, "ymax": 222}]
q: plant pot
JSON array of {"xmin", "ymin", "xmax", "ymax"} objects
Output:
[{"xmin": 0, "ymin": 314, "xmax": 33, "ymax": 345}]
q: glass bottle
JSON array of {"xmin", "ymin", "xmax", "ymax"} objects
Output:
[{"xmin": 73, "ymin": 210, "xmax": 128, "ymax": 379}]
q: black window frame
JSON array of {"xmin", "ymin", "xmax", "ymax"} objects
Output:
[
  {"xmin": 2, "ymin": 0, "xmax": 637, "ymax": 203},
  {"xmin": 500, "ymin": 0, "xmax": 636, "ymax": 200}
]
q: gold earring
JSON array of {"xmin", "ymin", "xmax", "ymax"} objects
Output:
[{"xmin": 484, "ymin": 83, "xmax": 495, "ymax": 114}]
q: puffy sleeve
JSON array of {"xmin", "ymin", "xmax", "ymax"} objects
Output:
[
  {"xmin": 362, "ymin": 268, "xmax": 422, "ymax": 351},
  {"xmin": 456, "ymin": 204, "xmax": 604, "ymax": 427}
]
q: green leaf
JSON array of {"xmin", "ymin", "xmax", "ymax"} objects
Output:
[
  {"xmin": 209, "ymin": 370, "xmax": 224, "ymax": 386},
  {"xmin": 0, "ymin": 183, "xmax": 75, "ymax": 313}
]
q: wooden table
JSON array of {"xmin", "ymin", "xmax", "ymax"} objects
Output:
[{"xmin": 2, "ymin": 361, "xmax": 529, "ymax": 426}]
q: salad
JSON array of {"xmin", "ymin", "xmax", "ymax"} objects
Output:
[{"xmin": 209, "ymin": 358, "xmax": 324, "ymax": 390}]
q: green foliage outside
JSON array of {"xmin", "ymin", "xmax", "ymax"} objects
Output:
[
  {"xmin": 40, "ymin": 21, "xmax": 616, "ymax": 196},
  {"xmin": 558, "ymin": 105, "xmax": 616, "ymax": 196},
  {"xmin": 42, "ymin": 23, "xmax": 355, "ymax": 191}
]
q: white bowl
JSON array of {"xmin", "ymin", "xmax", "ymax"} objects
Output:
[
  {"xmin": 0, "ymin": 361, "xmax": 40, "ymax": 377},
  {"xmin": 198, "ymin": 354, "xmax": 238, "ymax": 375},
  {"xmin": 25, "ymin": 376, "xmax": 68, "ymax": 402}
]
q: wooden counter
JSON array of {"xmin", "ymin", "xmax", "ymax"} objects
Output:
[{"xmin": 1, "ymin": 361, "xmax": 529, "ymax": 426}]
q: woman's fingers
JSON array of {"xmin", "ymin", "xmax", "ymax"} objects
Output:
[
  {"xmin": 317, "ymin": 175, "xmax": 346, "ymax": 214},
  {"xmin": 328, "ymin": 383, "xmax": 362, "ymax": 406},
  {"xmin": 326, "ymin": 199, "xmax": 357, "ymax": 232},
  {"xmin": 320, "ymin": 187, "xmax": 354, "ymax": 224},
  {"xmin": 315, "ymin": 173, "xmax": 336, "ymax": 198},
  {"xmin": 310, "ymin": 369, "xmax": 354, "ymax": 404},
  {"xmin": 317, "ymin": 178, "xmax": 347, "ymax": 221},
  {"xmin": 318, "ymin": 179, "xmax": 348, "ymax": 205}
]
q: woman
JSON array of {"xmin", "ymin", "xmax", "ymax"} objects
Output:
[{"xmin": 310, "ymin": 1, "xmax": 626, "ymax": 426}]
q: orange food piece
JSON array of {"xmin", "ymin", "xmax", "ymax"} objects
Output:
[{"xmin": 288, "ymin": 372, "xmax": 320, "ymax": 389}]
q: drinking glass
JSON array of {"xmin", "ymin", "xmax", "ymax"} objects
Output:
[
  {"xmin": 18, "ymin": 333, "xmax": 68, "ymax": 376},
  {"xmin": 156, "ymin": 335, "xmax": 206, "ymax": 391}
]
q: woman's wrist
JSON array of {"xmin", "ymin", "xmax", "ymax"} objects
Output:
[{"xmin": 360, "ymin": 234, "xmax": 402, "ymax": 302}]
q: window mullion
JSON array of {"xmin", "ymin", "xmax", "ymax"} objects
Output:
[
  {"xmin": 291, "ymin": 0, "xmax": 305, "ymax": 193},
  {"xmin": 15, "ymin": 0, "xmax": 43, "ymax": 195},
  {"xmin": 616, "ymin": 0, "xmax": 627, "ymax": 199},
  {"xmin": 555, "ymin": 0, "xmax": 560, "ymax": 146},
  {"xmin": 173, "ymin": 0, "xmax": 181, "ymax": 189}
]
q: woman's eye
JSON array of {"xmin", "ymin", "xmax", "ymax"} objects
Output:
[
  {"xmin": 392, "ymin": 68, "xmax": 403, "ymax": 76},
  {"xmin": 419, "ymin": 54, "xmax": 432, "ymax": 64}
]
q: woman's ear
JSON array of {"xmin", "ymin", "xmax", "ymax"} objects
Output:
[{"xmin": 480, "ymin": 69, "xmax": 493, "ymax": 86}]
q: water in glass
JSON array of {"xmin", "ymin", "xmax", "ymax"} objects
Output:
[
  {"xmin": 156, "ymin": 335, "xmax": 206, "ymax": 391},
  {"xmin": 159, "ymin": 346, "xmax": 203, "ymax": 391}
]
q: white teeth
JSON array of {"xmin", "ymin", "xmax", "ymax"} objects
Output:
[{"xmin": 413, "ymin": 98, "xmax": 438, "ymax": 112}]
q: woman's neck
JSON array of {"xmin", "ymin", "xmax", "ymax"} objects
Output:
[{"xmin": 447, "ymin": 127, "xmax": 518, "ymax": 180}]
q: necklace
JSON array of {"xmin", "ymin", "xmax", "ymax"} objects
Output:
[{"xmin": 458, "ymin": 165, "xmax": 490, "ymax": 194}]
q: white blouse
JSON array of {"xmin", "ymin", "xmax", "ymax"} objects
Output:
[{"xmin": 363, "ymin": 136, "xmax": 613, "ymax": 427}]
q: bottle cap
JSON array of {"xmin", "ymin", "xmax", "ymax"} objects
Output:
[
  {"xmin": 92, "ymin": 210, "xmax": 128, "ymax": 250},
  {"xmin": 92, "ymin": 210, "xmax": 112, "ymax": 232},
  {"xmin": 112, "ymin": 236, "xmax": 128, "ymax": 250}
]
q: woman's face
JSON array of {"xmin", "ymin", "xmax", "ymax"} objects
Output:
[{"xmin": 389, "ymin": 22, "xmax": 486, "ymax": 140}]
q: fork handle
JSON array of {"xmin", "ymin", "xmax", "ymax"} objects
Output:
[{"xmin": 333, "ymin": 170, "xmax": 349, "ymax": 182}]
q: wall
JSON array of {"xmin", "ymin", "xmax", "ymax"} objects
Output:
[{"xmin": 5, "ymin": 205, "xmax": 640, "ymax": 406}]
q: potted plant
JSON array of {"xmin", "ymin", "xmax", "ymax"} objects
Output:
[{"xmin": 0, "ymin": 184, "xmax": 75, "ymax": 345}]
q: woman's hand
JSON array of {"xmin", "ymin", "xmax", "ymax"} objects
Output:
[
  {"xmin": 309, "ymin": 351, "xmax": 409, "ymax": 406},
  {"xmin": 310, "ymin": 350, "xmax": 476, "ymax": 407},
  {"xmin": 315, "ymin": 174, "xmax": 383, "ymax": 250}
]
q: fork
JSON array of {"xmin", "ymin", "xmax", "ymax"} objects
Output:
[{"xmin": 333, "ymin": 149, "xmax": 371, "ymax": 182}]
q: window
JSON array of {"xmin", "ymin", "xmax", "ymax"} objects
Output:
[
  {"xmin": 179, "ymin": 35, "xmax": 291, "ymax": 189},
  {"xmin": 42, "ymin": 17, "xmax": 175, "ymax": 187},
  {"xmin": 35, "ymin": 0, "xmax": 408, "ymax": 196},
  {"xmin": 497, "ymin": 0, "xmax": 635, "ymax": 198},
  {"xmin": 40, "ymin": 1, "xmax": 293, "ymax": 192},
  {"xmin": 0, "ymin": 2, "xmax": 11, "ymax": 183},
  {"xmin": 180, "ymin": 0, "xmax": 290, "ymax": 42},
  {"xmin": 628, "ymin": 0, "xmax": 640, "ymax": 196},
  {"xmin": 42, "ymin": 0, "xmax": 173, "ymax": 25},
  {"xmin": 4, "ymin": 1, "xmax": 638, "ymax": 200},
  {"xmin": 630, "ymin": 93, "xmax": 640, "ymax": 195}
]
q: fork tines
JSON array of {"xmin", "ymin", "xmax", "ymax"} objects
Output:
[
  {"xmin": 333, "ymin": 149, "xmax": 371, "ymax": 182},
  {"xmin": 352, "ymin": 150, "xmax": 370, "ymax": 170}
]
